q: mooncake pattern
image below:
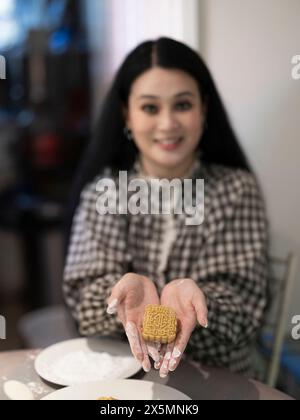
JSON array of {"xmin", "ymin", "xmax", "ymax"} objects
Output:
[{"xmin": 142, "ymin": 304, "xmax": 177, "ymax": 344}]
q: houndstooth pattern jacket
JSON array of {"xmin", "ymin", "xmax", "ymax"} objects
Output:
[{"xmin": 63, "ymin": 158, "xmax": 269, "ymax": 374}]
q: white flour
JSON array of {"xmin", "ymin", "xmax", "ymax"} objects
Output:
[{"xmin": 51, "ymin": 351, "xmax": 134, "ymax": 383}]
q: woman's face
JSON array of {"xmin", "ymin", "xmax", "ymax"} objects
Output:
[{"xmin": 124, "ymin": 67, "xmax": 206, "ymax": 178}]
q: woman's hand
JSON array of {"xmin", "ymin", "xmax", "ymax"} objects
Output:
[
  {"xmin": 156, "ymin": 278, "xmax": 208, "ymax": 377},
  {"xmin": 106, "ymin": 273, "xmax": 160, "ymax": 372}
]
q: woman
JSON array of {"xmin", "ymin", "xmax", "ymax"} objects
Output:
[{"xmin": 63, "ymin": 37, "xmax": 269, "ymax": 378}]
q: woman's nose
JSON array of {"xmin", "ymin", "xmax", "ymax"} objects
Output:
[{"xmin": 157, "ymin": 110, "xmax": 180, "ymax": 131}]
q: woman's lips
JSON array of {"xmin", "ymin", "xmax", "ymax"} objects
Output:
[{"xmin": 154, "ymin": 137, "xmax": 183, "ymax": 151}]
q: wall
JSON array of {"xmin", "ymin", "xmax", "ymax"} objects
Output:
[
  {"xmin": 200, "ymin": 0, "xmax": 300, "ymax": 327},
  {"xmin": 84, "ymin": 0, "xmax": 200, "ymax": 118}
]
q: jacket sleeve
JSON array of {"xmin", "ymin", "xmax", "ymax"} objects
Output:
[
  {"xmin": 189, "ymin": 170, "xmax": 269, "ymax": 349},
  {"xmin": 63, "ymin": 178, "xmax": 131, "ymax": 337}
]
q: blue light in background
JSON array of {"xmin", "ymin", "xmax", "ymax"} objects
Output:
[{"xmin": 49, "ymin": 28, "xmax": 71, "ymax": 54}]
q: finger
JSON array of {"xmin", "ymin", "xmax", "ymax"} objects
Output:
[
  {"xmin": 106, "ymin": 278, "xmax": 134, "ymax": 314},
  {"xmin": 106, "ymin": 285, "xmax": 125, "ymax": 314},
  {"xmin": 146, "ymin": 341, "xmax": 160, "ymax": 364},
  {"xmin": 125, "ymin": 321, "xmax": 144, "ymax": 363},
  {"xmin": 159, "ymin": 341, "xmax": 175, "ymax": 378},
  {"xmin": 154, "ymin": 343, "xmax": 166, "ymax": 370},
  {"xmin": 168, "ymin": 322, "xmax": 194, "ymax": 373},
  {"xmin": 106, "ymin": 298, "xmax": 118, "ymax": 315},
  {"xmin": 154, "ymin": 353, "xmax": 164, "ymax": 370},
  {"xmin": 139, "ymin": 335, "xmax": 151, "ymax": 372}
]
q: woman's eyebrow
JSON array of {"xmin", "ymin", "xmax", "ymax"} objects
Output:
[{"xmin": 137, "ymin": 91, "xmax": 195, "ymax": 100}]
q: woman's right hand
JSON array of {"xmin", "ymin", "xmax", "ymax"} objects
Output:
[{"xmin": 106, "ymin": 273, "xmax": 160, "ymax": 372}]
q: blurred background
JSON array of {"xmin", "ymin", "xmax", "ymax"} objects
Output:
[{"xmin": 0, "ymin": 0, "xmax": 299, "ymax": 397}]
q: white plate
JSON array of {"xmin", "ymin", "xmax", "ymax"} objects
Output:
[
  {"xmin": 35, "ymin": 338, "xmax": 141, "ymax": 386},
  {"xmin": 42, "ymin": 379, "xmax": 191, "ymax": 400}
]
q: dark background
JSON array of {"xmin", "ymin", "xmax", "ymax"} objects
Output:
[{"xmin": 0, "ymin": 0, "xmax": 94, "ymax": 349}]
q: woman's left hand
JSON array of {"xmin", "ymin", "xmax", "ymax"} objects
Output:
[{"xmin": 157, "ymin": 278, "xmax": 208, "ymax": 377}]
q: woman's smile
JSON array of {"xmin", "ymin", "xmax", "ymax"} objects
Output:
[{"xmin": 154, "ymin": 136, "xmax": 184, "ymax": 151}]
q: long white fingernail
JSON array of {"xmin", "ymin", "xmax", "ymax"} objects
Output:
[
  {"xmin": 106, "ymin": 298, "xmax": 118, "ymax": 314},
  {"xmin": 201, "ymin": 319, "xmax": 208, "ymax": 329},
  {"xmin": 165, "ymin": 352, "xmax": 172, "ymax": 360}
]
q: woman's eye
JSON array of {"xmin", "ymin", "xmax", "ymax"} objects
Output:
[
  {"xmin": 141, "ymin": 104, "xmax": 157, "ymax": 114},
  {"xmin": 141, "ymin": 102, "xmax": 192, "ymax": 114},
  {"xmin": 176, "ymin": 101, "xmax": 192, "ymax": 110}
]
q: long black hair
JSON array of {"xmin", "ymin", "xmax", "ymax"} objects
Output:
[{"xmin": 65, "ymin": 37, "xmax": 253, "ymax": 251}]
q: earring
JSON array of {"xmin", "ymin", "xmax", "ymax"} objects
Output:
[{"xmin": 124, "ymin": 126, "xmax": 133, "ymax": 141}]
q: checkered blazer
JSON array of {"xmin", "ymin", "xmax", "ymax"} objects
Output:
[{"xmin": 63, "ymin": 158, "xmax": 269, "ymax": 374}]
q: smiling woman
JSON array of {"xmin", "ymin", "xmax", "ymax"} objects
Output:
[
  {"xmin": 63, "ymin": 37, "xmax": 268, "ymax": 378},
  {"xmin": 122, "ymin": 67, "xmax": 205, "ymax": 180}
]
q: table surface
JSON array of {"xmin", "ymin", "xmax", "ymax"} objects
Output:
[{"xmin": 0, "ymin": 349, "xmax": 294, "ymax": 400}]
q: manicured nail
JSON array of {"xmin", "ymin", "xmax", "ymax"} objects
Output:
[
  {"xmin": 165, "ymin": 352, "xmax": 172, "ymax": 360},
  {"xmin": 201, "ymin": 319, "xmax": 208, "ymax": 329},
  {"xmin": 106, "ymin": 298, "xmax": 118, "ymax": 314},
  {"xmin": 160, "ymin": 371, "xmax": 168, "ymax": 378}
]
